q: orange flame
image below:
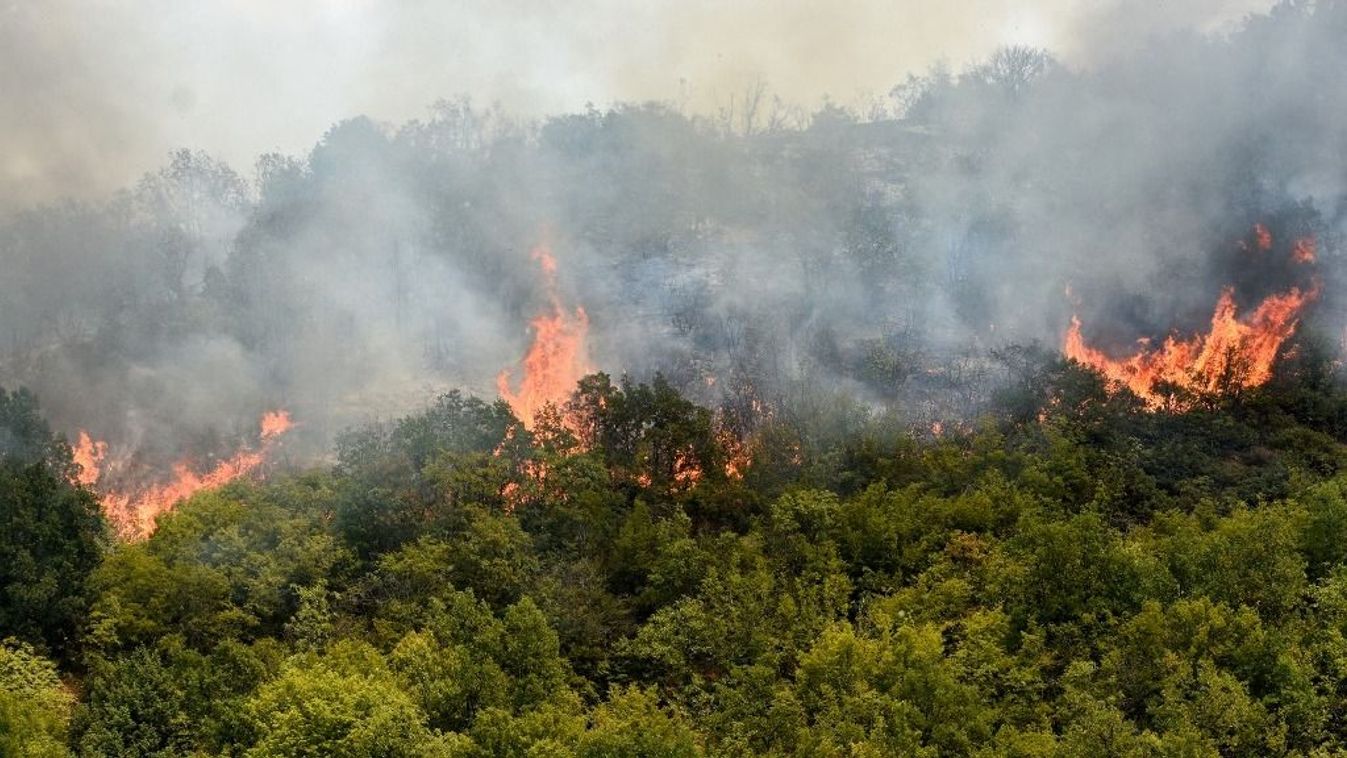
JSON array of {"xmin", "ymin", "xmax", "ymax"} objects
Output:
[
  {"xmin": 259, "ymin": 410, "xmax": 294, "ymax": 439},
  {"xmin": 499, "ymin": 458, "xmax": 550, "ymax": 513},
  {"xmin": 77, "ymin": 410, "xmax": 294, "ymax": 539},
  {"xmin": 673, "ymin": 449, "xmax": 704, "ymax": 488},
  {"xmin": 1064, "ymin": 285, "xmax": 1316, "ymax": 408},
  {"xmin": 718, "ymin": 428, "xmax": 751, "ymax": 480},
  {"xmin": 497, "ymin": 244, "xmax": 592, "ymax": 429},
  {"xmin": 72, "ymin": 431, "xmax": 107, "ymax": 487}
]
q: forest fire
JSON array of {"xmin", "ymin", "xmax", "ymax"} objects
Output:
[
  {"xmin": 1064, "ymin": 230, "xmax": 1319, "ymax": 407},
  {"xmin": 497, "ymin": 244, "xmax": 592, "ymax": 429},
  {"xmin": 718, "ymin": 428, "xmax": 751, "ymax": 480},
  {"xmin": 673, "ymin": 449, "xmax": 704, "ymax": 488},
  {"xmin": 1293, "ymin": 236, "xmax": 1317, "ymax": 264},
  {"xmin": 71, "ymin": 431, "xmax": 107, "ymax": 487},
  {"xmin": 1065, "ymin": 287, "xmax": 1314, "ymax": 406},
  {"xmin": 74, "ymin": 410, "xmax": 295, "ymax": 539}
]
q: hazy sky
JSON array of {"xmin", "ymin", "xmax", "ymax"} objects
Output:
[{"xmin": 0, "ymin": 0, "xmax": 1274, "ymax": 212}]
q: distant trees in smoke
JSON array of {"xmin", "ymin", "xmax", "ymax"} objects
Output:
[{"xmin": 1, "ymin": 2, "xmax": 1346, "ymax": 457}]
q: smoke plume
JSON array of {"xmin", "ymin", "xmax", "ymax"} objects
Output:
[{"xmin": 2, "ymin": 0, "xmax": 1344, "ymax": 476}]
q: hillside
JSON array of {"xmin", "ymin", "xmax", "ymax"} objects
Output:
[{"xmin": 7, "ymin": 349, "xmax": 1347, "ymax": 755}]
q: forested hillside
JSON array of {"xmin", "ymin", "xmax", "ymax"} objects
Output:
[
  {"xmin": 8, "ymin": 343, "xmax": 1347, "ymax": 755},
  {"xmin": 9, "ymin": 2, "xmax": 1347, "ymax": 755}
]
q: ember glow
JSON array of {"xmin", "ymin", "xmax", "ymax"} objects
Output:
[
  {"xmin": 1254, "ymin": 223, "xmax": 1273, "ymax": 251},
  {"xmin": 499, "ymin": 458, "xmax": 549, "ymax": 513},
  {"xmin": 77, "ymin": 410, "xmax": 295, "ymax": 539},
  {"xmin": 1293, "ymin": 237, "xmax": 1317, "ymax": 264},
  {"xmin": 497, "ymin": 245, "xmax": 593, "ymax": 428},
  {"xmin": 1065, "ymin": 286, "xmax": 1316, "ymax": 408},
  {"xmin": 673, "ymin": 449, "xmax": 704, "ymax": 488},
  {"xmin": 719, "ymin": 429, "xmax": 751, "ymax": 480}
]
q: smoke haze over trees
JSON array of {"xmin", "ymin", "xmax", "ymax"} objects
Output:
[
  {"xmin": 0, "ymin": 0, "xmax": 1274, "ymax": 210},
  {"xmin": 4, "ymin": 1, "xmax": 1347, "ymax": 469}
]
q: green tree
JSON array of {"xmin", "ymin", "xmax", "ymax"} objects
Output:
[
  {"xmin": 576, "ymin": 686, "xmax": 700, "ymax": 758},
  {"xmin": 0, "ymin": 640, "xmax": 73, "ymax": 757},
  {"xmin": 244, "ymin": 640, "xmax": 450, "ymax": 757},
  {"xmin": 72, "ymin": 647, "xmax": 192, "ymax": 757},
  {"xmin": 0, "ymin": 388, "xmax": 106, "ymax": 662}
]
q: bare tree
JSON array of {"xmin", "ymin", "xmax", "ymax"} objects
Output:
[
  {"xmin": 969, "ymin": 45, "xmax": 1054, "ymax": 97},
  {"xmin": 716, "ymin": 77, "xmax": 771, "ymax": 136}
]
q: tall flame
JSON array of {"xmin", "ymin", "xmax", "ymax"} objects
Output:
[
  {"xmin": 1065, "ymin": 286, "xmax": 1315, "ymax": 408},
  {"xmin": 72, "ymin": 431, "xmax": 108, "ymax": 487},
  {"xmin": 76, "ymin": 410, "xmax": 295, "ymax": 539},
  {"xmin": 497, "ymin": 244, "xmax": 592, "ymax": 428}
]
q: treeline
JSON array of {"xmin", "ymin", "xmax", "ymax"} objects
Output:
[
  {"xmin": 9, "ymin": 0, "xmax": 1347, "ymax": 465},
  {"xmin": 6, "ymin": 343, "xmax": 1347, "ymax": 755}
]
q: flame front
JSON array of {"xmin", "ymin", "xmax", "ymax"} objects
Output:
[
  {"xmin": 497, "ymin": 244, "xmax": 592, "ymax": 428},
  {"xmin": 1064, "ymin": 227, "xmax": 1320, "ymax": 408},
  {"xmin": 76, "ymin": 410, "xmax": 294, "ymax": 539},
  {"xmin": 1065, "ymin": 286, "xmax": 1315, "ymax": 407}
]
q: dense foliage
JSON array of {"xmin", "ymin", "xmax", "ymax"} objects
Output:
[
  {"xmin": 0, "ymin": 389, "xmax": 106, "ymax": 666},
  {"xmin": 8, "ymin": 350, "xmax": 1347, "ymax": 755}
]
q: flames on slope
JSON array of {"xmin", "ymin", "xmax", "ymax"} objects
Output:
[
  {"xmin": 74, "ymin": 410, "xmax": 295, "ymax": 539},
  {"xmin": 72, "ymin": 431, "xmax": 107, "ymax": 488},
  {"xmin": 493, "ymin": 243, "xmax": 765, "ymax": 498},
  {"xmin": 1064, "ymin": 226, "xmax": 1320, "ymax": 408},
  {"xmin": 497, "ymin": 244, "xmax": 592, "ymax": 429}
]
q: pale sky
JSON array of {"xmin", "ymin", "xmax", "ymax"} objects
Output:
[{"xmin": 0, "ymin": 0, "xmax": 1275, "ymax": 211}]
